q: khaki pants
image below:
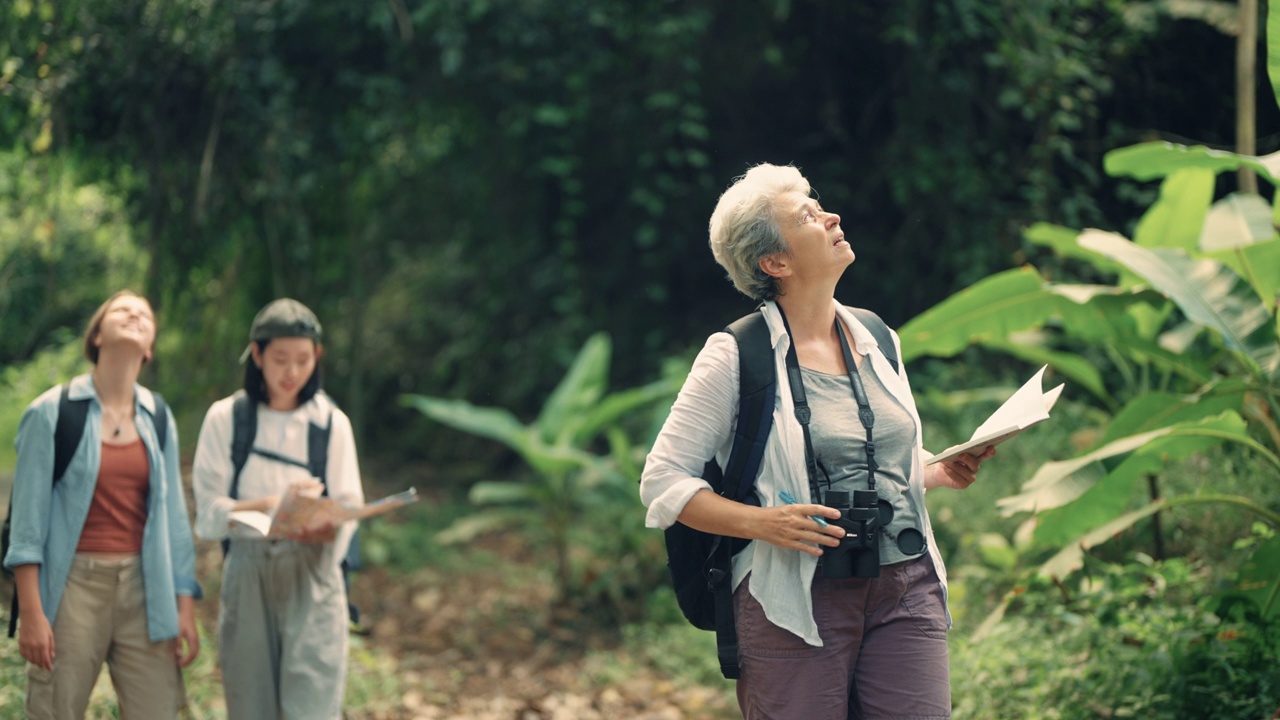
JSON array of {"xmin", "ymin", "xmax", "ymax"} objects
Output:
[{"xmin": 26, "ymin": 554, "xmax": 185, "ymax": 720}]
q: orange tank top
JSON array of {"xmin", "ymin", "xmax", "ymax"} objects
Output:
[{"xmin": 76, "ymin": 439, "xmax": 149, "ymax": 553}]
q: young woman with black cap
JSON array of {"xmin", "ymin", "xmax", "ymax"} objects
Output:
[{"xmin": 191, "ymin": 298, "xmax": 364, "ymax": 720}]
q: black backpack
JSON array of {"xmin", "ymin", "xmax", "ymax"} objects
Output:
[
  {"xmin": 4, "ymin": 384, "xmax": 169, "ymax": 637},
  {"xmin": 663, "ymin": 307, "xmax": 898, "ymax": 679},
  {"xmin": 226, "ymin": 390, "xmax": 361, "ymax": 625}
]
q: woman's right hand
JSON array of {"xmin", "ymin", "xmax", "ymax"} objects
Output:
[
  {"xmin": 18, "ymin": 612, "xmax": 55, "ymax": 672},
  {"xmin": 677, "ymin": 490, "xmax": 845, "ymax": 557},
  {"xmin": 757, "ymin": 503, "xmax": 846, "ymax": 556}
]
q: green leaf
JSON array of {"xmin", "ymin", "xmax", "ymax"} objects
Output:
[
  {"xmin": 1228, "ymin": 534, "xmax": 1280, "ymax": 620},
  {"xmin": 1045, "ymin": 283, "xmax": 1157, "ymax": 342},
  {"xmin": 1112, "ymin": 333, "xmax": 1214, "ymax": 387},
  {"xmin": 1098, "ymin": 386, "xmax": 1246, "ymax": 446},
  {"xmin": 536, "ymin": 332, "xmax": 611, "ymax": 443},
  {"xmin": 998, "ymin": 412, "xmax": 1252, "ymax": 519},
  {"xmin": 898, "ymin": 267, "xmax": 1061, "ymax": 362},
  {"xmin": 1077, "ymin": 232, "xmax": 1280, "ymax": 377},
  {"xmin": 1132, "ymin": 168, "xmax": 1214, "ymax": 252},
  {"xmin": 1037, "ymin": 502, "xmax": 1167, "ymax": 581},
  {"xmin": 516, "ymin": 442, "xmax": 603, "ymax": 479},
  {"xmin": 1199, "ymin": 192, "xmax": 1277, "ymax": 252},
  {"xmin": 1025, "ymin": 222, "xmax": 1121, "ymax": 272},
  {"xmin": 400, "ymin": 394, "xmax": 530, "ymax": 451},
  {"xmin": 1269, "ymin": 0, "xmax": 1280, "ymax": 121},
  {"xmin": 1206, "ymin": 239, "xmax": 1280, "ymax": 314},
  {"xmin": 979, "ymin": 337, "xmax": 1106, "ymax": 402},
  {"xmin": 1039, "ymin": 494, "xmax": 1280, "ymax": 583},
  {"xmin": 468, "ymin": 480, "xmax": 538, "ymax": 505},
  {"xmin": 975, "ymin": 532, "xmax": 1018, "ymax": 571},
  {"xmin": 563, "ymin": 374, "xmax": 682, "ymax": 446},
  {"xmin": 1030, "ymin": 433, "xmax": 1224, "ymax": 549},
  {"xmin": 1104, "ymin": 142, "xmax": 1280, "ymax": 185}
]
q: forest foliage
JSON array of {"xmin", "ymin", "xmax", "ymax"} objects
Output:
[
  {"xmin": 1, "ymin": 0, "xmax": 1261, "ymax": 464},
  {"xmin": 4, "ymin": 2, "xmax": 1280, "ymax": 716}
]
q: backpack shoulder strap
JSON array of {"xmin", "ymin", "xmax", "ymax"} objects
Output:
[
  {"xmin": 53, "ymin": 383, "xmax": 91, "ymax": 484},
  {"xmin": 709, "ymin": 310, "xmax": 776, "ymax": 680},
  {"xmin": 308, "ymin": 407, "xmax": 333, "ymax": 496},
  {"xmin": 718, "ymin": 311, "xmax": 776, "ymax": 502},
  {"xmin": 150, "ymin": 392, "xmax": 169, "ymax": 453},
  {"xmin": 10, "ymin": 383, "xmax": 89, "ymax": 637},
  {"xmin": 846, "ymin": 306, "xmax": 899, "ymax": 374},
  {"xmin": 229, "ymin": 390, "xmax": 256, "ymax": 500}
]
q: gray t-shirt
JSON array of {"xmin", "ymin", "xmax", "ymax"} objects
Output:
[{"xmin": 800, "ymin": 363, "xmax": 924, "ymax": 565}]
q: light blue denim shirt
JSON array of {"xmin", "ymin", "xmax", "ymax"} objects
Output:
[{"xmin": 3, "ymin": 373, "xmax": 202, "ymax": 642}]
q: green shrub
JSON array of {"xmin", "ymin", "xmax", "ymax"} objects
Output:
[{"xmin": 951, "ymin": 555, "xmax": 1280, "ymax": 719}]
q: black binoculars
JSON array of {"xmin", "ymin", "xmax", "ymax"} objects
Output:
[{"xmin": 819, "ymin": 489, "xmax": 882, "ymax": 579}]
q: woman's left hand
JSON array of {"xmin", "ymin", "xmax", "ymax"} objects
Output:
[
  {"xmin": 174, "ymin": 595, "xmax": 200, "ymax": 667},
  {"xmin": 925, "ymin": 446, "xmax": 996, "ymax": 490}
]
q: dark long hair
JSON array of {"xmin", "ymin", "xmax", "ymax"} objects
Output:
[{"xmin": 242, "ymin": 339, "xmax": 323, "ymax": 405}]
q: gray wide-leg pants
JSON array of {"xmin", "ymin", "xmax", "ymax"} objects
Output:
[{"xmin": 218, "ymin": 539, "xmax": 348, "ymax": 720}]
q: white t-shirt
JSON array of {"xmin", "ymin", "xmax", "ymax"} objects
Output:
[{"xmin": 192, "ymin": 390, "xmax": 364, "ymax": 564}]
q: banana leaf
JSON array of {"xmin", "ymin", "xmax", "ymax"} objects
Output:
[
  {"xmin": 898, "ymin": 267, "xmax": 1062, "ymax": 362},
  {"xmin": 1133, "ymin": 167, "xmax": 1214, "ymax": 253},
  {"xmin": 1104, "ymin": 142, "xmax": 1280, "ymax": 185},
  {"xmin": 1078, "ymin": 232, "xmax": 1280, "ymax": 377},
  {"xmin": 536, "ymin": 331, "xmax": 611, "ymax": 443}
]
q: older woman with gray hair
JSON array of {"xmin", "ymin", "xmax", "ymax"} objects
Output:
[{"xmin": 641, "ymin": 163, "xmax": 993, "ymax": 719}]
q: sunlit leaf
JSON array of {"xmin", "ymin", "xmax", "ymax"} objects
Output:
[
  {"xmin": 998, "ymin": 412, "xmax": 1255, "ymax": 518},
  {"xmin": 1029, "ymin": 432, "xmax": 1226, "ymax": 549},
  {"xmin": 1097, "ymin": 385, "xmax": 1246, "ymax": 445},
  {"xmin": 1133, "ymin": 168, "xmax": 1213, "ymax": 253},
  {"xmin": 1104, "ymin": 141, "xmax": 1280, "ymax": 185},
  {"xmin": 898, "ymin": 267, "xmax": 1062, "ymax": 362},
  {"xmin": 1199, "ymin": 192, "xmax": 1277, "ymax": 251},
  {"xmin": 1039, "ymin": 494, "xmax": 1280, "ymax": 582},
  {"xmin": 1207, "ymin": 240, "xmax": 1280, "ymax": 314},
  {"xmin": 1078, "ymin": 232, "xmax": 1280, "ymax": 376},
  {"xmin": 1269, "ymin": 0, "xmax": 1280, "ymax": 128}
]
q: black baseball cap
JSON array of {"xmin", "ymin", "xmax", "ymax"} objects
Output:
[{"xmin": 239, "ymin": 298, "xmax": 322, "ymax": 362}]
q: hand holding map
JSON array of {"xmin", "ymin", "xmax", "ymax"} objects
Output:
[
  {"xmin": 926, "ymin": 366, "xmax": 1064, "ymax": 465},
  {"xmin": 229, "ymin": 485, "xmax": 419, "ymax": 538}
]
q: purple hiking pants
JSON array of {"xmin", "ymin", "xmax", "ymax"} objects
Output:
[{"xmin": 734, "ymin": 556, "xmax": 951, "ymax": 720}]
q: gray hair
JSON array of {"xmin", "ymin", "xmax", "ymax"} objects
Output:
[{"xmin": 708, "ymin": 163, "xmax": 810, "ymax": 301}]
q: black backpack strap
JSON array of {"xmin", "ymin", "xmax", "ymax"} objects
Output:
[
  {"xmin": 846, "ymin": 306, "xmax": 899, "ymax": 374},
  {"xmin": 150, "ymin": 392, "xmax": 169, "ymax": 453},
  {"xmin": 308, "ymin": 409, "xmax": 332, "ymax": 496},
  {"xmin": 719, "ymin": 313, "xmax": 776, "ymax": 502},
  {"xmin": 9, "ymin": 383, "xmax": 90, "ymax": 637},
  {"xmin": 229, "ymin": 391, "xmax": 256, "ymax": 501},
  {"xmin": 223, "ymin": 391, "xmax": 256, "ymax": 559},
  {"xmin": 52, "ymin": 383, "xmax": 90, "ymax": 484},
  {"xmin": 711, "ymin": 310, "xmax": 777, "ymax": 680}
]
